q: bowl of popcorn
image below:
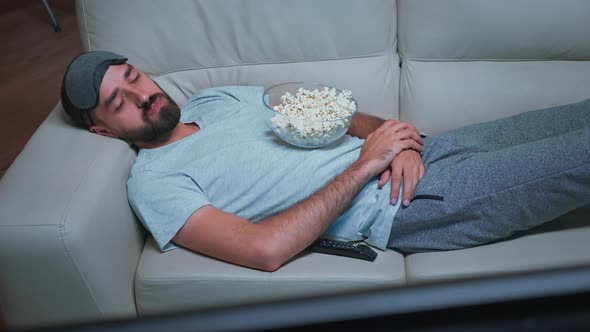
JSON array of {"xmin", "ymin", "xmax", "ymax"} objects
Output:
[{"xmin": 262, "ymin": 82, "xmax": 357, "ymax": 148}]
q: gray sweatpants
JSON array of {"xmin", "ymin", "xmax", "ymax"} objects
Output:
[{"xmin": 388, "ymin": 98, "xmax": 590, "ymax": 253}]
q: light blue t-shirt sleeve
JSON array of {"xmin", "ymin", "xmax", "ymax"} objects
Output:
[{"xmin": 127, "ymin": 171, "xmax": 210, "ymax": 251}]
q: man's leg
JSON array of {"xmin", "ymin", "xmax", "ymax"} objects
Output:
[
  {"xmin": 388, "ymin": 99, "xmax": 590, "ymax": 253},
  {"xmin": 437, "ymin": 98, "xmax": 590, "ymax": 152}
]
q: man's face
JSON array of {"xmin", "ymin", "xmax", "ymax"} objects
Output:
[{"xmin": 91, "ymin": 63, "xmax": 181, "ymax": 146}]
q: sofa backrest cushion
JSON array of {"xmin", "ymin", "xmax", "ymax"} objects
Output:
[
  {"xmin": 397, "ymin": 0, "xmax": 590, "ymax": 135},
  {"xmin": 77, "ymin": 0, "xmax": 400, "ymax": 119}
]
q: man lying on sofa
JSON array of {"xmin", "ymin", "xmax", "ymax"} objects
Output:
[{"xmin": 61, "ymin": 51, "xmax": 590, "ymax": 272}]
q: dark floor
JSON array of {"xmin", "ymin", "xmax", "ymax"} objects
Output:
[{"xmin": 0, "ymin": 0, "xmax": 82, "ymax": 179}]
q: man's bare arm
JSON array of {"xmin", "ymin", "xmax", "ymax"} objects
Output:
[
  {"xmin": 173, "ymin": 161, "xmax": 373, "ymax": 272},
  {"xmin": 347, "ymin": 112, "xmax": 385, "ymax": 139},
  {"xmin": 173, "ymin": 120, "xmax": 423, "ymax": 272}
]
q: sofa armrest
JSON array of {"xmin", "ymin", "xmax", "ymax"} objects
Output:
[{"xmin": 0, "ymin": 104, "xmax": 145, "ymax": 328}]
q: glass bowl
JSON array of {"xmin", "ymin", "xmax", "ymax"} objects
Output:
[{"xmin": 262, "ymin": 82, "xmax": 357, "ymax": 148}]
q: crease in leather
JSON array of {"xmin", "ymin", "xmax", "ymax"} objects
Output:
[{"xmin": 58, "ymin": 153, "xmax": 105, "ymax": 315}]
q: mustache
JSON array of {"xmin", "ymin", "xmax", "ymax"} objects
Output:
[{"xmin": 140, "ymin": 93, "xmax": 165, "ymax": 113}]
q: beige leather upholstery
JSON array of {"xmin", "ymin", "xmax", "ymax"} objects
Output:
[
  {"xmin": 400, "ymin": 60, "xmax": 590, "ymax": 135},
  {"xmin": 398, "ymin": 0, "xmax": 590, "ymax": 135},
  {"xmin": 0, "ymin": 0, "xmax": 588, "ymax": 328},
  {"xmin": 398, "ymin": 0, "xmax": 590, "ymax": 61},
  {"xmin": 136, "ymin": 237, "xmax": 405, "ymax": 315},
  {"xmin": 78, "ymin": 0, "xmax": 400, "ymax": 120},
  {"xmin": 0, "ymin": 106, "xmax": 143, "ymax": 327},
  {"xmin": 406, "ymin": 207, "xmax": 590, "ymax": 283}
]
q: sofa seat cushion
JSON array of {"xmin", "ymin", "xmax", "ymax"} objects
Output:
[
  {"xmin": 405, "ymin": 206, "xmax": 590, "ymax": 284},
  {"xmin": 135, "ymin": 237, "xmax": 406, "ymax": 315}
]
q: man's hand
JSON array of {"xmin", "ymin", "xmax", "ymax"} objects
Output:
[
  {"xmin": 356, "ymin": 120, "xmax": 423, "ymax": 177},
  {"xmin": 378, "ymin": 150, "xmax": 425, "ymax": 207}
]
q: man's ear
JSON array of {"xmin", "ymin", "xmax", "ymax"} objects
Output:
[{"xmin": 89, "ymin": 125, "xmax": 118, "ymax": 138}]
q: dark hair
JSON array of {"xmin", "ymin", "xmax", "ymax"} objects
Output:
[{"xmin": 60, "ymin": 74, "xmax": 95, "ymax": 129}]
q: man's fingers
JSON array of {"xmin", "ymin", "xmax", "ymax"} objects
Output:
[
  {"xmin": 390, "ymin": 162, "xmax": 402, "ymax": 205},
  {"xmin": 400, "ymin": 138, "xmax": 423, "ymax": 153},
  {"xmin": 402, "ymin": 167, "xmax": 418, "ymax": 207},
  {"xmin": 390, "ymin": 125, "xmax": 424, "ymax": 146},
  {"xmin": 391, "ymin": 128, "xmax": 424, "ymax": 148},
  {"xmin": 378, "ymin": 169, "xmax": 390, "ymax": 189}
]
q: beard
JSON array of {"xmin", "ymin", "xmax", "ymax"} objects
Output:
[{"xmin": 120, "ymin": 90, "xmax": 181, "ymax": 145}]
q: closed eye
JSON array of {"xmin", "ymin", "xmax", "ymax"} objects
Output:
[{"xmin": 115, "ymin": 96, "xmax": 126, "ymax": 111}]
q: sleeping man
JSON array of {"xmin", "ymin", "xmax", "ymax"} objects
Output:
[{"xmin": 61, "ymin": 51, "xmax": 590, "ymax": 271}]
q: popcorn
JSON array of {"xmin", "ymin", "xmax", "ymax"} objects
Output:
[{"xmin": 270, "ymin": 87, "xmax": 356, "ymax": 147}]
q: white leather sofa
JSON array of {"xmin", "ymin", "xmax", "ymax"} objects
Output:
[{"xmin": 1, "ymin": 0, "xmax": 589, "ymax": 328}]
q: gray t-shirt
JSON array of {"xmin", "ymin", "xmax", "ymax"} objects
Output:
[{"xmin": 127, "ymin": 86, "xmax": 402, "ymax": 252}]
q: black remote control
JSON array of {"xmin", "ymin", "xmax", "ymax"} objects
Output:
[{"xmin": 308, "ymin": 239, "xmax": 377, "ymax": 262}]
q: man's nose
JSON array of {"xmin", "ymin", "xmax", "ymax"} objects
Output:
[{"xmin": 125, "ymin": 86, "xmax": 150, "ymax": 107}]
